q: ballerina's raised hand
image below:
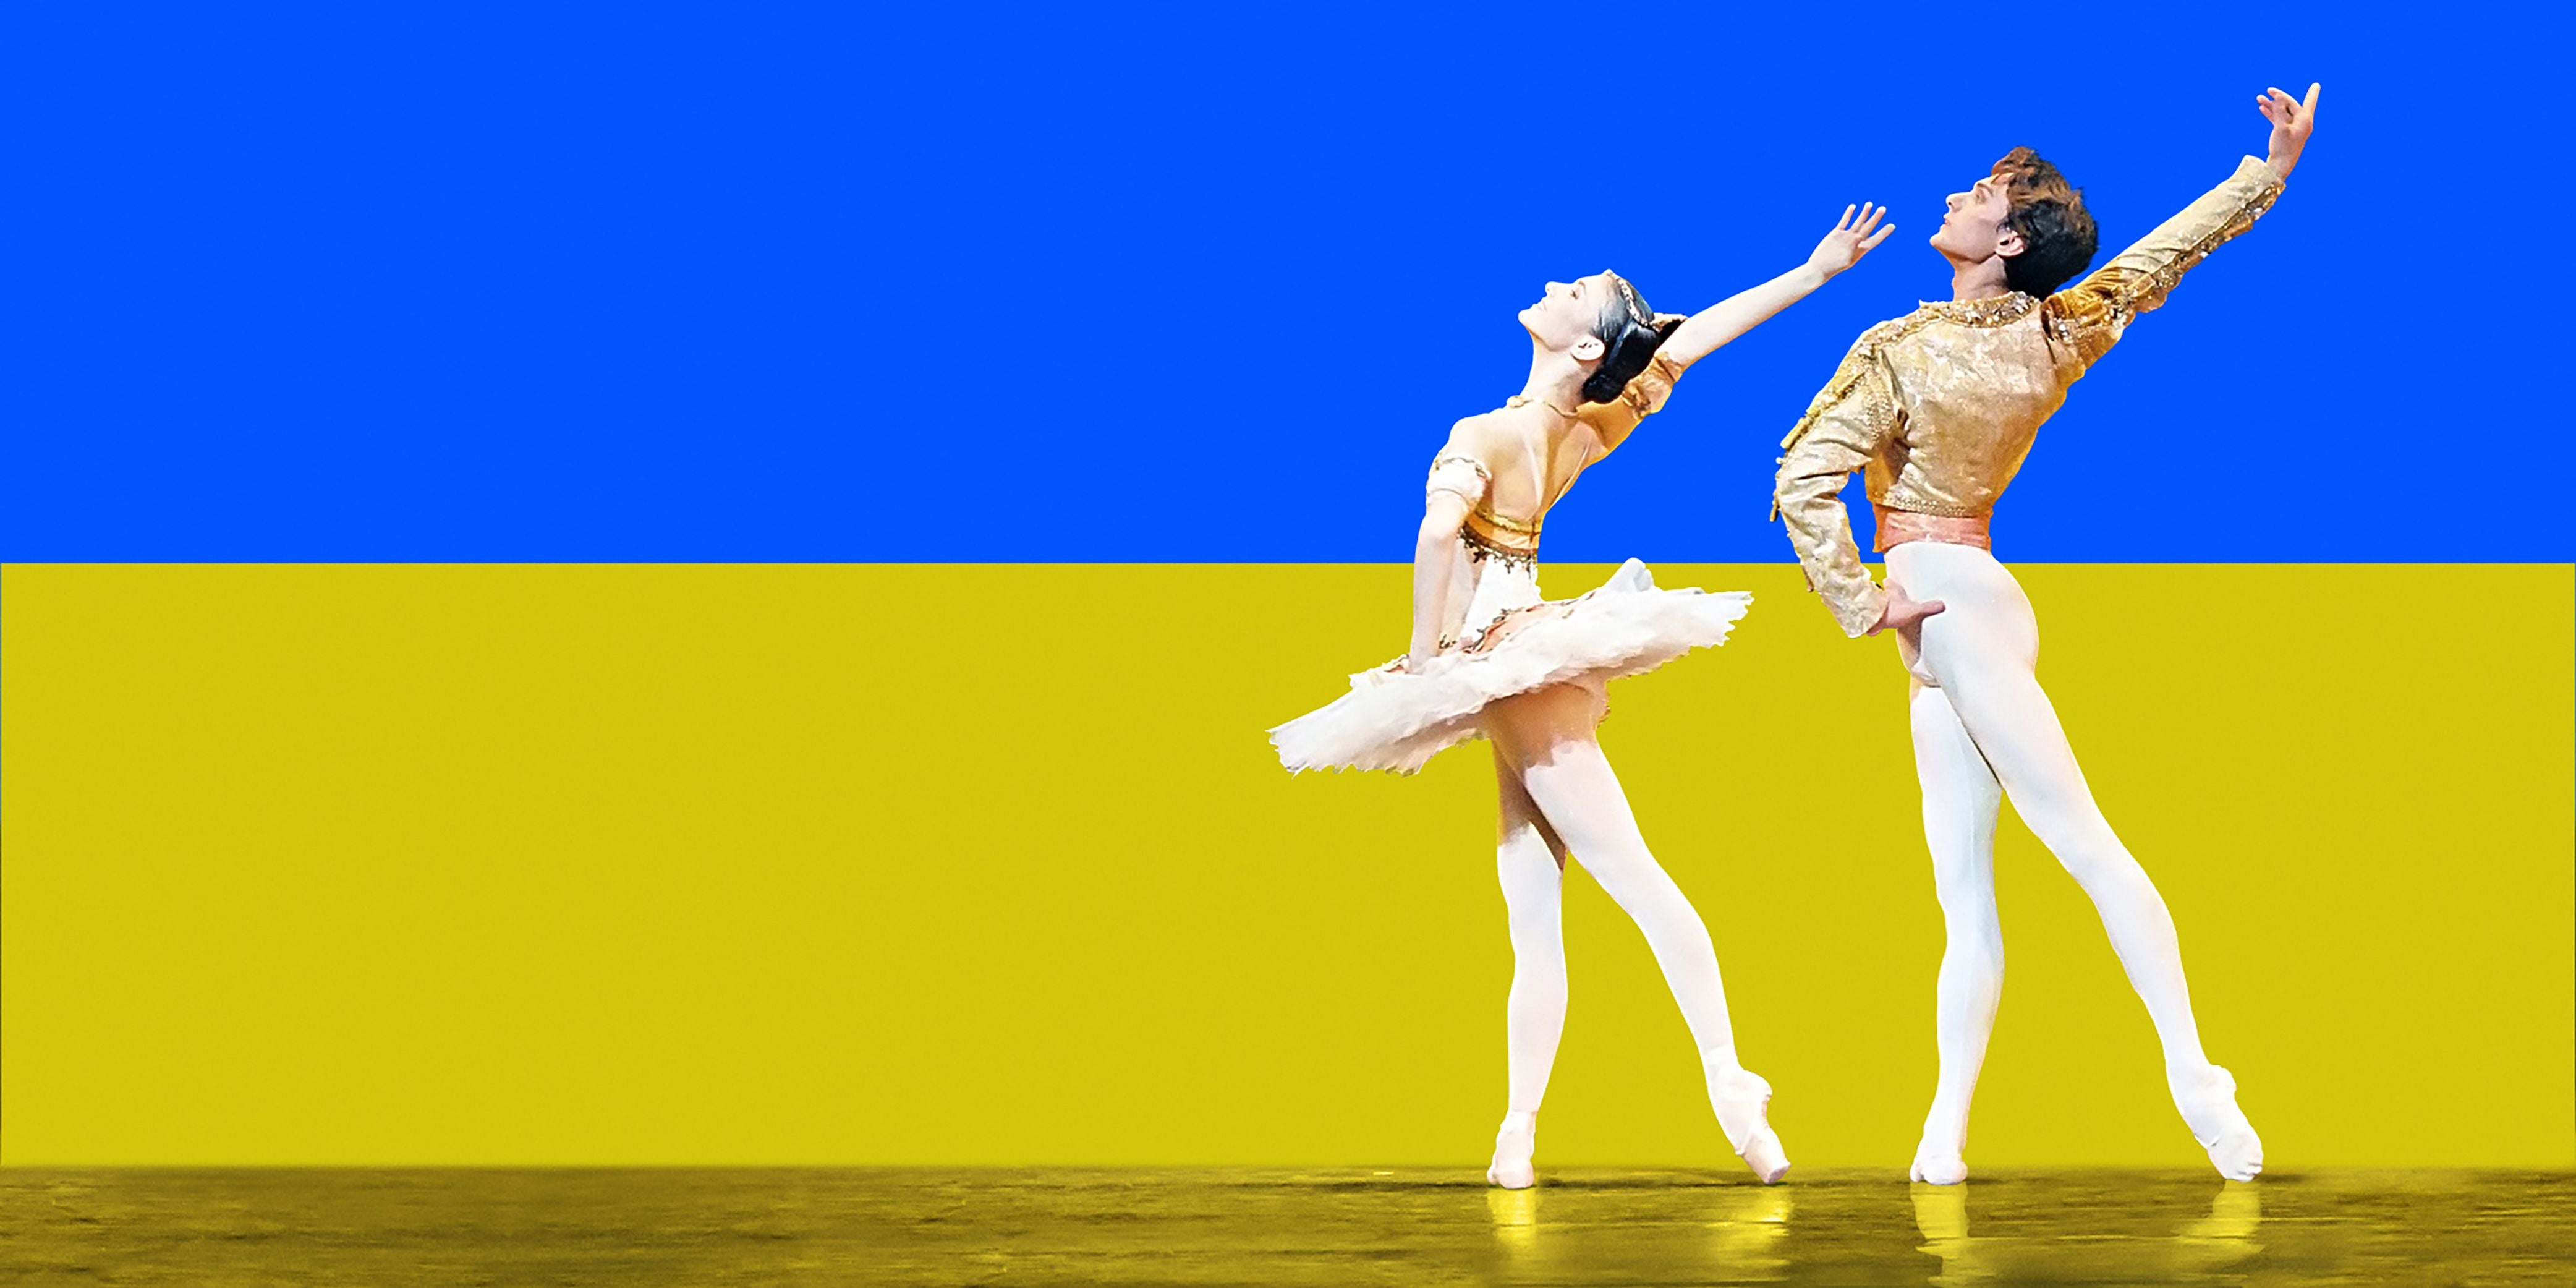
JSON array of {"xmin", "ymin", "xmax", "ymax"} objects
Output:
[{"xmin": 1808, "ymin": 202, "xmax": 1897, "ymax": 279}]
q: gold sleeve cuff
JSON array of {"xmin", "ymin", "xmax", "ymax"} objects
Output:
[{"xmin": 1829, "ymin": 579, "xmax": 1888, "ymax": 639}]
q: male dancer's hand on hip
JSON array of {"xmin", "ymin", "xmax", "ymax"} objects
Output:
[{"xmin": 1870, "ymin": 583, "xmax": 1947, "ymax": 638}]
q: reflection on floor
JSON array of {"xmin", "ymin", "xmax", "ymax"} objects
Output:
[{"xmin": 3, "ymin": 1168, "xmax": 2569, "ymax": 1285}]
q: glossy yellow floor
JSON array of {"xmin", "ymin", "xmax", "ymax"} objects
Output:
[{"xmin": 3, "ymin": 1169, "xmax": 2569, "ymax": 1285}]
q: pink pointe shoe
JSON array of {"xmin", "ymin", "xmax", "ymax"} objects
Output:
[
  {"xmin": 1711, "ymin": 1068, "xmax": 1792, "ymax": 1184},
  {"xmin": 1486, "ymin": 1114, "xmax": 1537, "ymax": 1190},
  {"xmin": 2172, "ymin": 1064, "xmax": 2264, "ymax": 1182}
]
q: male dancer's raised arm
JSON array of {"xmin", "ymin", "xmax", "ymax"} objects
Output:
[{"xmin": 2047, "ymin": 84, "xmax": 2319, "ymax": 369}]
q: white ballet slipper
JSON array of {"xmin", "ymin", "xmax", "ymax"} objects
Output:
[
  {"xmin": 1711, "ymin": 1068, "xmax": 1792, "ymax": 1184},
  {"xmin": 1486, "ymin": 1114, "xmax": 1537, "ymax": 1190},
  {"xmin": 1908, "ymin": 1145, "xmax": 1969, "ymax": 1185},
  {"xmin": 2172, "ymin": 1064, "xmax": 2264, "ymax": 1182}
]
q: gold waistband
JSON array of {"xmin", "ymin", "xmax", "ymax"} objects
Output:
[
  {"xmin": 1463, "ymin": 510, "xmax": 1539, "ymax": 550},
  {"xmin": 1469, "ymin": 503, "xmax": 1541, "ymax": 537},
  {"xmin": 1460, "ymin": 524, "xmax": 1537, "ymax": 571},
  {"xmin": 1874, "ymin": 505, "xmax": 1991, "ymax": 552}
]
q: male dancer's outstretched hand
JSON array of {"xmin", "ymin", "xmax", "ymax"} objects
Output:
[
  {"xmin": 1807, "ymin": 203, "xmax": 1895, "ymax": 280},
  {"xmin": 1868, "ymin": 583, "xmax": 1946, "ymax": 637},
  {"xmin": 2259, "ymin": 82, "xmax": 2323, "ymax": 179}
]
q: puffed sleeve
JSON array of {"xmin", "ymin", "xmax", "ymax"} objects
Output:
[
  {"xmin": 1575, "ymin": 348, "xmax": 1688, "ymax": 453},
  {"xmin": 1426, "ymin": 453, "xmax": 1491, "ymax": 506},
  {"xmin": 2045, "ymin": 156, "xmax": 2285, "ymax": 370},
  {"xmin": 1772, "ymin": 337, "xmax": 1903, "ymax": 638}
]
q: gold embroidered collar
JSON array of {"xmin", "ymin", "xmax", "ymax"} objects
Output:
[{"xmin": 1918, "ymin": 292, "xmax": 2039, "ymax": 326}]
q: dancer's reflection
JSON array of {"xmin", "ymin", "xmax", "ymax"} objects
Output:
[
  {"xmin": 1484, "ymin": 1184, "xmax": 1795, "ymax": 1282},
  {"xmin": 1706, "ymin": 1187, "xmax": 1795, "ymax": 1279},
  {"xmin": 1912, "ymin": 1182, "xmax": 2261, "ymax": 1285},
  {"xmin": 1486, "ymin": 1185, "xmax": 1541, "ymax": 1264}
]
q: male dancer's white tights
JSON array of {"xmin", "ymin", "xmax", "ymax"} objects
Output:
[
  {"xmin": 1479, "ymin": 683, "xmax": 1783, "ymax": 1184},
  {"xmin": 1887, "ymin": 540, "xmax": 2259, "ymax": 1182}
]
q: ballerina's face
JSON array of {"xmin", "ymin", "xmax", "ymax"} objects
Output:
[{"xmin": 1518, "ymin": 271, "xmax": 1619, "ymax": 360}]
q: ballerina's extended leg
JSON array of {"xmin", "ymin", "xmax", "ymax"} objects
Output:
[{"xmin": 1490, "ymin": 684, "xmax": 1791, "ymax": 1184}]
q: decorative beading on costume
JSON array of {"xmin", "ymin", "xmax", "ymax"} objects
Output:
[
  {"xmin": 2045, "ymin": 158, "xmax": 2285, "ymax": 365},
  {"xmin": 1460, "ymin": 524, "xmax": 1537, "ymax": 573},
  {"xmin": 2099, "ymin": 173, "xmax": 2281, "ymax": 332},
  {"xmin": 1775, "ymin": 312, "xmax": 1929, "ymax": 456},
  {"xmin": 1427, "ymin": 453, "xmax": 1493, "ymax": 503},
  {"xmin": 1918, "ymin": 292, "xmax": 2041, "ymax": 328}
]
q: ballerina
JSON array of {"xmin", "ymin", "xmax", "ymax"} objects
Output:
[
  {"xmin": 1770, "ymin": 84, "xmax": 2322, "ymax": 1184},
  {"xmin": 1273, "ymin": 203, "xmax": 1894, "ymax": 1187}
]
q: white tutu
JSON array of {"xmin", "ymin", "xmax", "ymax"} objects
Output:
[{"xmin": 1270, "ymin": 559, "xmax": 1752, "ymax": 774}]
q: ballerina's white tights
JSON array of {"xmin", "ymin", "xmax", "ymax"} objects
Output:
[
  {"xmin": 1888, "ymin": 540, "xmax": 2259, "ymax": 1182},
  {"xmin": 1481, "ymin": 683, "xmax": 1782, "ymax": 1183}
]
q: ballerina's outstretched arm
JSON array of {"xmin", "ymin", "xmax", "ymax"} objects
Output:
[
  {"xmin": 1654, "ymin": 203, "xmax": 1897, "ymax": 372},
  {"xmin": 1576, "ymin": 205, "xmax": 1897, "ymax": 453}
]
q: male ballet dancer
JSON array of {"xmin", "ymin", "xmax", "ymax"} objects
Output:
[{"xmin": 1770, "ymin": 84, "xmax": 2322, "ymax": 1183}]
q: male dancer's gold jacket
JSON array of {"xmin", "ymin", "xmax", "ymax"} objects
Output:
[{"xmin": 1773, "ymin": 158, "xmax": 2285, "ymax": 636}]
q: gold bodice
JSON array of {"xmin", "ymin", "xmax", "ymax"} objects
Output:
[{"xmin": 1427, "ymin": 350, "xmax": 1688, "ymax": 569}]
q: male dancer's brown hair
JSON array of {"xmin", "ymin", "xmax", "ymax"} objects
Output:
[{"xmin": 1991, "ymin": 146, "xmax": 2099, "ymax": 296}]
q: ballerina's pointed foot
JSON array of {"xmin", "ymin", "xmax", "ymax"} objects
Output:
[
  {"xmin": 1711, "ymin": 1068, "xmax": 1793, "ymax": 1184},
  {"xmin": 2172, "ymin": 1064, "xmax": 2264, "ymax": 1182},
  {"xmin": 1908, "ymin": 1145, "xmax": 1969, "ymax": 1185},
  {"xmin": 1736, "ymin": 1124, "xmax": 1792, "ymax": 1185},
  {"xmin": 1486, "ymin": 1113, "xmax": 1537, "ymax": 1190}
]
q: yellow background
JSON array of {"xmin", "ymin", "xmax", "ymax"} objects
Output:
[{"xmin": 3, "ymin": 563, "xmax": 2569, "ymax": 1168}]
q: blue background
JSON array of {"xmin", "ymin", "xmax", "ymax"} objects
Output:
[{"xmin": 7, "ymin": 4, "xmax": 2562, "ymax": 563}]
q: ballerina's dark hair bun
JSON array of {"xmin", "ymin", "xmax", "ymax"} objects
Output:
[{"xmin": 1579, "ymin": 276, "xmax": 1676, "ymax": 405}]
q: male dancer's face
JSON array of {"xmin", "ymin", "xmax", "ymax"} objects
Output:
[
  {"xmin": 1518, "ymin": 272, "xmax": 1618, "ymax": 355},
  {"xmin": 1928, "ymin": 174, "xmax": 2024, "ymax": 270}
]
